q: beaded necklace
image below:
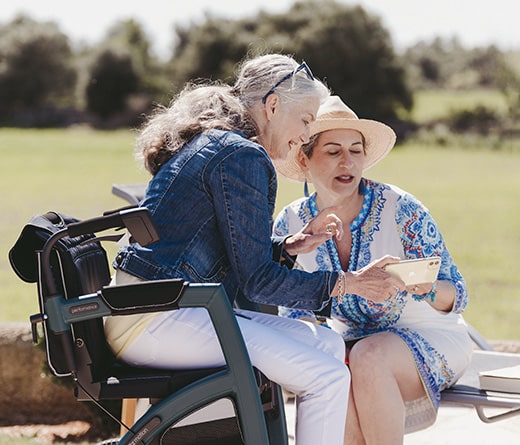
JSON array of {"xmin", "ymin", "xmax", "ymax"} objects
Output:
[{"xmin": 307, "ymin": 179, "xmax": 378, "ymax": 326}]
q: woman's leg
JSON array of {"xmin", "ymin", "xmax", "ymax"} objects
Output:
[
  {"xmin": 344, "ymin": 389, "xmax": 365, "ymax": 445},
  {"xmin": 347, "ymin": 332, "xmax": 425, "ymax": 445},
  {"xmin": 235, "ymin": 309, "xmax": 350, "ymax": 445},
  {"xmin": 234, "ymin": 308, "xmax": 347, "ymax": 362},
  {"xmin": 123, "ymin": 308, "xmax": 350, "ymax": 445}
]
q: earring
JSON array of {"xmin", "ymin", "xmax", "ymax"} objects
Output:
[
  {"xmin": 358, "ymin": 178, "xmax": 366, "ymax": 195},
  {"xmin": 304, "ymin": 178, "xmax": 309, "ymax": 198}
]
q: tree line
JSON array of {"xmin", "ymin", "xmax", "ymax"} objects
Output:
[{"xmin": 0, "ymin": 1, "xmax": 517, "ymax": 133}]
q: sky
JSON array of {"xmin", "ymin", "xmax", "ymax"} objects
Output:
[{"xmin": 2, "ymin": 0, "xmax": 519, "ymax": 59}]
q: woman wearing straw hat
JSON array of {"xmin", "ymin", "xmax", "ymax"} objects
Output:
[{"xmin": 275, "ymin": 96, "xmax": 472, "ymax": 444}]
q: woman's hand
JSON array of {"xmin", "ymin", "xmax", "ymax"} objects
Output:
[
  {"xmin": 343, "ymin": 255, "xmax": 406, "ymax": 303},
  {"xmin": 283, "ymin": 206, "xmax": 344, "ymax": 256}
]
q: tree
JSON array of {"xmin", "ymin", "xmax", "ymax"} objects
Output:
[
  {"xmin": 469, "ymin": 46, "xmax": 505, "ymax": 87},
  {"xmin": 0, "ymin": 15, "xmax": 76, "ymax": 121},
  {"xmin": 102, "ymin": 19, "xmax": 169, "ymax": 96},
  {"xmin": 168, "ymin": 1, "xmax": 412, "ymax": 122},
  {"xmin": 169, "ymin": 15, "xmax": 250, "ymax": 90},
  {"xmin": 83, "ymin": 19, "xmax": 170, "ymax": 123},
  {"xmin": 86, "ymin": 49, "xmax": 139, "ymax": 119},
  {"xmin": 104, "ymin": 19, "xmax": 152, "ymax": 70},
  {"xmin": 284, "ymin": 2, "xmax": 412, "ymax": 121},
  {"xmin": 496, "ymin": 57, "xmax": 520, "ymax": 127},
  {"xmin": 403, "ymin": 38, "xmax": 512, "ymax": 90}
]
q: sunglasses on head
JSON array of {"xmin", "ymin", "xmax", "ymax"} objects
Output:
[{"xmin": 261, "ymin": 62, "xmax": 315, "ymax": 104}]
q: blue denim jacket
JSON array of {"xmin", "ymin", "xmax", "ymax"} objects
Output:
[{"xmin": 113, "ymin": 129, "xmax": 335, "ymax": 310}]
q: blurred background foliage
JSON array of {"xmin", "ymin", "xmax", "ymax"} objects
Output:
[{"xmin": 0, "ymin": 0, "xmax": 518, "ymax": 142}]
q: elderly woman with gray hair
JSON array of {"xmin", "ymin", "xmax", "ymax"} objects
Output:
[{"xmin": 104, "ymin": 55, "xmax": 352, "ymax": 445}]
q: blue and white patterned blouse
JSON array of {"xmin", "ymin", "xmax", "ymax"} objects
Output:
[{"xmin": 274, "ymin": 178, "xmax": 473, "ymax": 430}]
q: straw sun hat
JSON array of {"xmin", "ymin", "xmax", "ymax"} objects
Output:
[{"xmin": 275, "ymin": 96, "xmax": 397, "ymax": 182}]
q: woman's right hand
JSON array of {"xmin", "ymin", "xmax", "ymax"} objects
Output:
[
  {"xmin": 343, "ymin": 255, "xmax": 406, "ymax": 303},
  {"xmin": 283, "ymin": 206, "xmax": 344, "ymax": 256}
]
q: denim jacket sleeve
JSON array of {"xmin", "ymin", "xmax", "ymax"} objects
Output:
[
  {"xmin": 204, "ymin": 142, "xmax": 335, "ymax": 311},
  {"xmin": 271, "ymin": 235, "xmax": 297, "ymax": 270}
]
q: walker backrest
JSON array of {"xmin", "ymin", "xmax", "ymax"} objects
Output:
[
  {"xmin": 36, "ymin": 233, "xmax": 113, "ymax": 377},
  {"xmin": 9, "ymin": 211, "xmax": 113, "ymax": 377}
]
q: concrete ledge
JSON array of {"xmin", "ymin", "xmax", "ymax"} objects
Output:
[
  {"xmin": 0, "ymin": 322, "xmax": 96, "ymax": 425},
  {"xmin": 489, "ymin": 339, "xmax": 520, "ymax": 353}
]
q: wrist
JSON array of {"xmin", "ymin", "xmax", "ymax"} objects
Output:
[
  {"xmin": 343, "ymin": 271, "xmax": 356, "ymax": 296},
  {"xmin": 335, "ymin": 270, "xmax": 355, "ymax": 298},
  {"xmin": 283, "ymin": 237, "xmax": 297, "ymax": 256},
  {"xmin": 334, "ymin": 270, "xmax": 344, "ymax": 297},
  {"xmin": 412, "ymin": 281, "xmax": 437, "ymax": 303}
]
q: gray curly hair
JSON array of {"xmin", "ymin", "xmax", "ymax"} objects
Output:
[{"xmin": 137, "ymin": 83, "xmax": 256, "ymax": 175}]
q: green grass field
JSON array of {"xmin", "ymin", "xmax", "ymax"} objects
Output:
[
  {"xmin": 0, "ymin": 128, "xmax": 150, "ymax": 319},
  {"xmin": 411, "ymin": 88, "xmax": 510, "ymax": 123},
  {"xmin": 1, "ymin": 127, "xmax": 519, "ymax": 341}
]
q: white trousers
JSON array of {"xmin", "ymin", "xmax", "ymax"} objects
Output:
[{"xmin": 121, "ymin": 299, "xmax": 350, "ymax": 445}]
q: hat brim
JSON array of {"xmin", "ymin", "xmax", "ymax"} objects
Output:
[{"xmin": 275, "ymin": 119, "xmax": 396, "ymax": 182}]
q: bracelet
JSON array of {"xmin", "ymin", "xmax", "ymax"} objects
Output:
[
  {"xmin": 424, "ymin": 282, "xmax": 437, "ymax": 302},
  {"xmin": 412, "ymin": 282, "xmax": 437, "ymax": 302},
  {"xmin": 336, "ymin": 270, "xmax": 346, "ymax": 298}
]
